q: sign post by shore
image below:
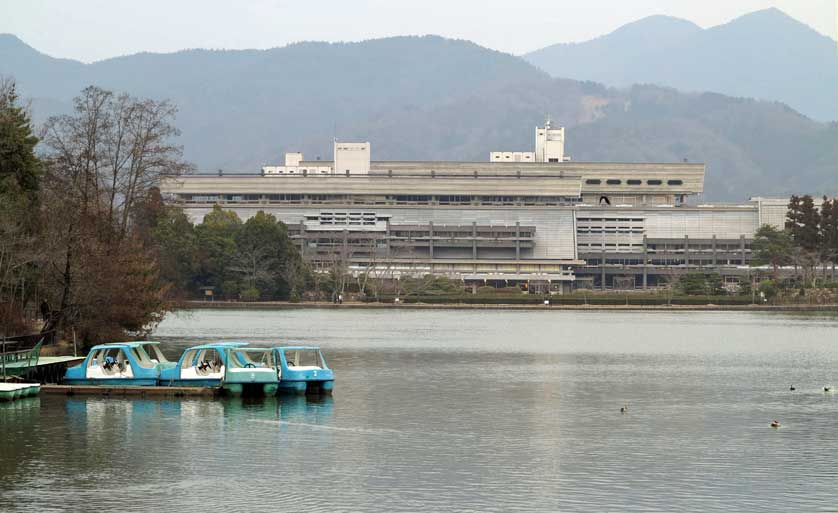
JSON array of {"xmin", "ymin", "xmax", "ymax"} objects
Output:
[{"xmin": 2, "ymin": 335, "xmax": 6, "ymax": 381}]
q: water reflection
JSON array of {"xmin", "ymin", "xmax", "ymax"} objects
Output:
[
  {"xmin": 0, "ymin": 397, "xmax": 41, "ymax": 482},
  {"xmin": 4, "ymin": 310, "xmax": 838, "ymax": 512}
]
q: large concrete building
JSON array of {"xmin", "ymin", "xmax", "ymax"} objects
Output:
[{"xmin": 160, "ymin": 124, "xmax": 787, "ymax": 293}]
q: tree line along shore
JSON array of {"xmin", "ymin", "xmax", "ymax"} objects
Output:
[{"xmin": 2, "ymin": 81, "xmax": 838, "ymax": 349}]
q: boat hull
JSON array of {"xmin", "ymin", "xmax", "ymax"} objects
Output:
[
  {"xmin": 0, "ymin": 383, "xmax": 41, "ymax": 401},
  {"xmin": 158, "ymin": 379, "xmax": 222, "ymax": 388},
  {"xmin": 222, "ymin": 383, "xmax": 278, "ymax": 397},
  {"xmin": 278, "ymin": 379, "xmax": 334, "ymax": 395}
]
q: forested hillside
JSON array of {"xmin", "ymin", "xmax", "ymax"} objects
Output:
[{"xmin": 1, "ymin": 31, "xmax": 837, "ymax": 200}]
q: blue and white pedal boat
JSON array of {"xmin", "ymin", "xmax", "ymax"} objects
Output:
[
  {"xmin": 273, "ymin": 346, "xmax": 334, "ymax": 395},
  {"xmin": 158, "ymin": 342, "xmax": 247, "ymax": 387},
  {"xmin": 64, "ymin": 342, "xmax": 169, "ymax": 386}
]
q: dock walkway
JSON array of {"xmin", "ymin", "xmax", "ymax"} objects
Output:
[{"xmin": 42, "ymin": 384, "xmax": 220, "ymax": 398}]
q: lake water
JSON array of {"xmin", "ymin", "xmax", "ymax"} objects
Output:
[{"xmin": 3, "ymin": 309, "xmax": 838, "ymax": 512}]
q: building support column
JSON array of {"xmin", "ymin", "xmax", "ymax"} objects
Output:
[
  {"xmin": 643, "ymin": 235, "xmax": 649, "ymax": 290},
  {"xmin": 342, "ymin": 230, "xmax": 349, "ymax": 267},
  {"xmin": 472, "ymin": 222, "xmax": 477, "ymax": 259},
  {"xmin": 515, "ymin": 221, "xmax": 521, "ymax": 261},
  {"xmin": 429, "ymin": 221, "xmax": 434, "ymax": 259},
  {"xmin": 385, "ymin": 219, "xmax": 391, "ymax": 258},
  {"xmin": 601, "ymin": 248, "xmax": 607, "ymax": 291},
  {"xmin": 684, "ymin": 235, "xmax": 690, "ymax": 268},
  {"xmin": 740, "ymin": 235, "xmax": 746, "ymax": 265},
  {"xmin": 601, "ymin": 218, "xmax": 607, "ymax": 291},
  {"xmin": 712, "ymin": 235, "xmax": 717, "ymax": 266},
  {"xmin": 299, "ymin": 220, "xmax": 306, "ymax": 258}
]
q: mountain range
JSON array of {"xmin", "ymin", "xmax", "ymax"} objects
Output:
[
  {"xmin": 1, "ymin": 8, "xmax": 837, "ymax": 201},
  {"xmin": 525, "ymin": 8, "xmax": 838, "ymax": 122}
]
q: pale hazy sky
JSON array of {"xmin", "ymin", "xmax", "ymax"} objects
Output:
[{"xmin": 1, "ymin": 0, "xmax": 835, "ymax": 62}]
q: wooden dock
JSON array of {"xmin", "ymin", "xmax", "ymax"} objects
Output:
[
  {"xmin": 41, "ymin": 384, "xmax": 221, "ymax": 398},
  {"xmin": 26, "ymin": 356, "xmax": 85, "ymax": 384}
]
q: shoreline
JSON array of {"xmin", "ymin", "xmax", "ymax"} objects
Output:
[{"xmin": 182, "ymin": 300, "xmax": 838, "ymax": 313}]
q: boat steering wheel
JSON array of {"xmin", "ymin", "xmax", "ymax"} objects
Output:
[{"xmin": 244, "ymin": 363, "xmax": 256, "ymax": 368}]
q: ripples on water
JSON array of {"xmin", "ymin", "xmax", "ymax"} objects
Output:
[{"xmin": 3, "ymin": 310, "xmax": 838, "ymax": 512}]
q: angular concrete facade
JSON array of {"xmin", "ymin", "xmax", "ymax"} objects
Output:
[{"xmin": 159, "ymin": 126, "xmax": 787, "ymax": 291}]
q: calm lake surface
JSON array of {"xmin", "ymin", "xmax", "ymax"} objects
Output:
[{"xmin": 3, "ymin": 309, "xmax": 838, "ymax": 512}]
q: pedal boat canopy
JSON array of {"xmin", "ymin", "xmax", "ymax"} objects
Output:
[{"xmin": 64, "ymin": 342, "xmax": 167, "ymax": 386}]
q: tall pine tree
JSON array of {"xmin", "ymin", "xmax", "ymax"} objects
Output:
[
  {"xmin": 786, "ymin": 194, "xmax": 821, "ymax": 252},
  {"xmin": 819, "ymin": 197, "xmax": 838, "ymax": 277},
  {"xmin": 0, "ymin": 79, "xmax": 40, "ymax": 200}
]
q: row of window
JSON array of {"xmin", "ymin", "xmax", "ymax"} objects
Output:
[
  {"xmin": 584, "ymin": 179, "xmax": 684, "ymax": 186},
  {"xmin": 579, "ymin": 243, "xmax": 644, "ymax": 248},
  {"xmin": 577, "ymin": 217, "xmax": 644, "ymax": 223},
  {"xmin": 388, "ymin": 233, "xmax": 535, "ymax": 239},
  {"xmin": 316, "ymin": 212, "xmax": 380, "ymax": 226},
  {"xmin": 577, "ymin": 229, "xmax": 645, "ymax": 234},
  {"xmin": 579, "ymin": 247, "xmax": 752, "ymax": 254},
  {"xmin": 180, "ymin": 194, "xmax": 580, "ymax": 206},
  {"xmin": 583, "ymin": 259, "xmax": 750, "ymax": 265}
]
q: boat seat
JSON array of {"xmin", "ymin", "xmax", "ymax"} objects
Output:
[{"xmin": 181, "ymin": 366, "xmax": 224, "ymax": 380}]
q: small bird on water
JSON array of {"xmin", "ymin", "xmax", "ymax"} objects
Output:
[
  {"xmin": 825, "ymin": 387, "xmax": 832, "ymax": 392},
  {"xmin": 770, "ymin": 420, "xmax": 781, "ymax": 428},
  {"xmin": 620, "ymin": 404, "xmax": 629, "ymax": 414},
  {"xmin": 789, "ymin": 385, "xmax": 796, "ymax": 391}
]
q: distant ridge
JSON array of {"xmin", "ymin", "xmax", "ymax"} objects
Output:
[
  {"xmin": 1, "ymin": 29, "xmax": 837, "ymax": 200},
  {"xmin": 525, "ymin": 8, "xmax": 838, "ymax": 122}
]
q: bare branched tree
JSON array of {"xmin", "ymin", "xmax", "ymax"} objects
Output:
[
  {"xmin": 43, "ymin": 86, "xmax": 192, "ymax": 240},
  {"xmin": 39, "ymin": 86, "xmax": 191, "ymax": 343},
  {"xmin": 327, "ymin": 232, "xmax": 354, "ymax": 298},
  {"xmin": 229, "ymin": 245, "xmax": 278, "ymax": 293},
  {"xmin": 279, "ymin": 252, "xmax": 306, "ymax": 300}
]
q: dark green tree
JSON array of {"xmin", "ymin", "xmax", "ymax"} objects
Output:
[
  {"xmin": 751, "ymin": 224, "xmax": 793, "ymax": 278},
  {"xmin": 233, "ymin": 211, "xmax": 286, "ymax": 299},
  {"xmin": 151, "ymin": 206, "xmax": 199, "ymax": 295},
  {"xmin": 200, "ymin": 204, "xmax": 243, "ymax": 238},
  {"xmin": 195, "ymin": 206, "xmax": 243, "ymax": 298},
  {"xmin": 0, "ymin": 78, "xmax": 42, "ymax": 335},
  {"xmin": 0, "ymin": 79, "xmax": 40, "ymax": 199},
  {"xmin": 819, "ymin": 197, "xmax": 838, "ymax": 277},
  {"xmin": 676, "ymin": 272, "xmax": 724, "ymax": 296},
  {"xmin": 785, "ymin": 194, "xmax": 823, "ymax": 286},
  {"xmin": 738, "ymin": 278, "xmax": 752, "ymax": 297},
  {"xmin": 786, "ymin": 194, "xmax": 821, "ymax": 252},
  {"xmin": 188, "ymin": 207, "xmax": 306, "ymax": 300}
]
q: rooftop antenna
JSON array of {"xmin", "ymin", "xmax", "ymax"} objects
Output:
[{"xmin": 545, "ymin": 114, "xmax": 552, "ymax": 130}]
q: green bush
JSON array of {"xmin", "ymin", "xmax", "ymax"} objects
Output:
[
  {"xmin": 221, "ymin": 280, "xmax": 240, "ymax": 299},
  {"xmin": 758, "ymin": 280, "xmax": 778, "ymax": 300},
  {"xmin": 738, "ymin": 280, "xmax": 753, "ymax": 296},
  {"xmin": 677, "ymin": 272, "xmax": 725, "ymax": 296},
  {"xmin": 240, "ymin": 287, "xmax": 260, "ymax": 302}
]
